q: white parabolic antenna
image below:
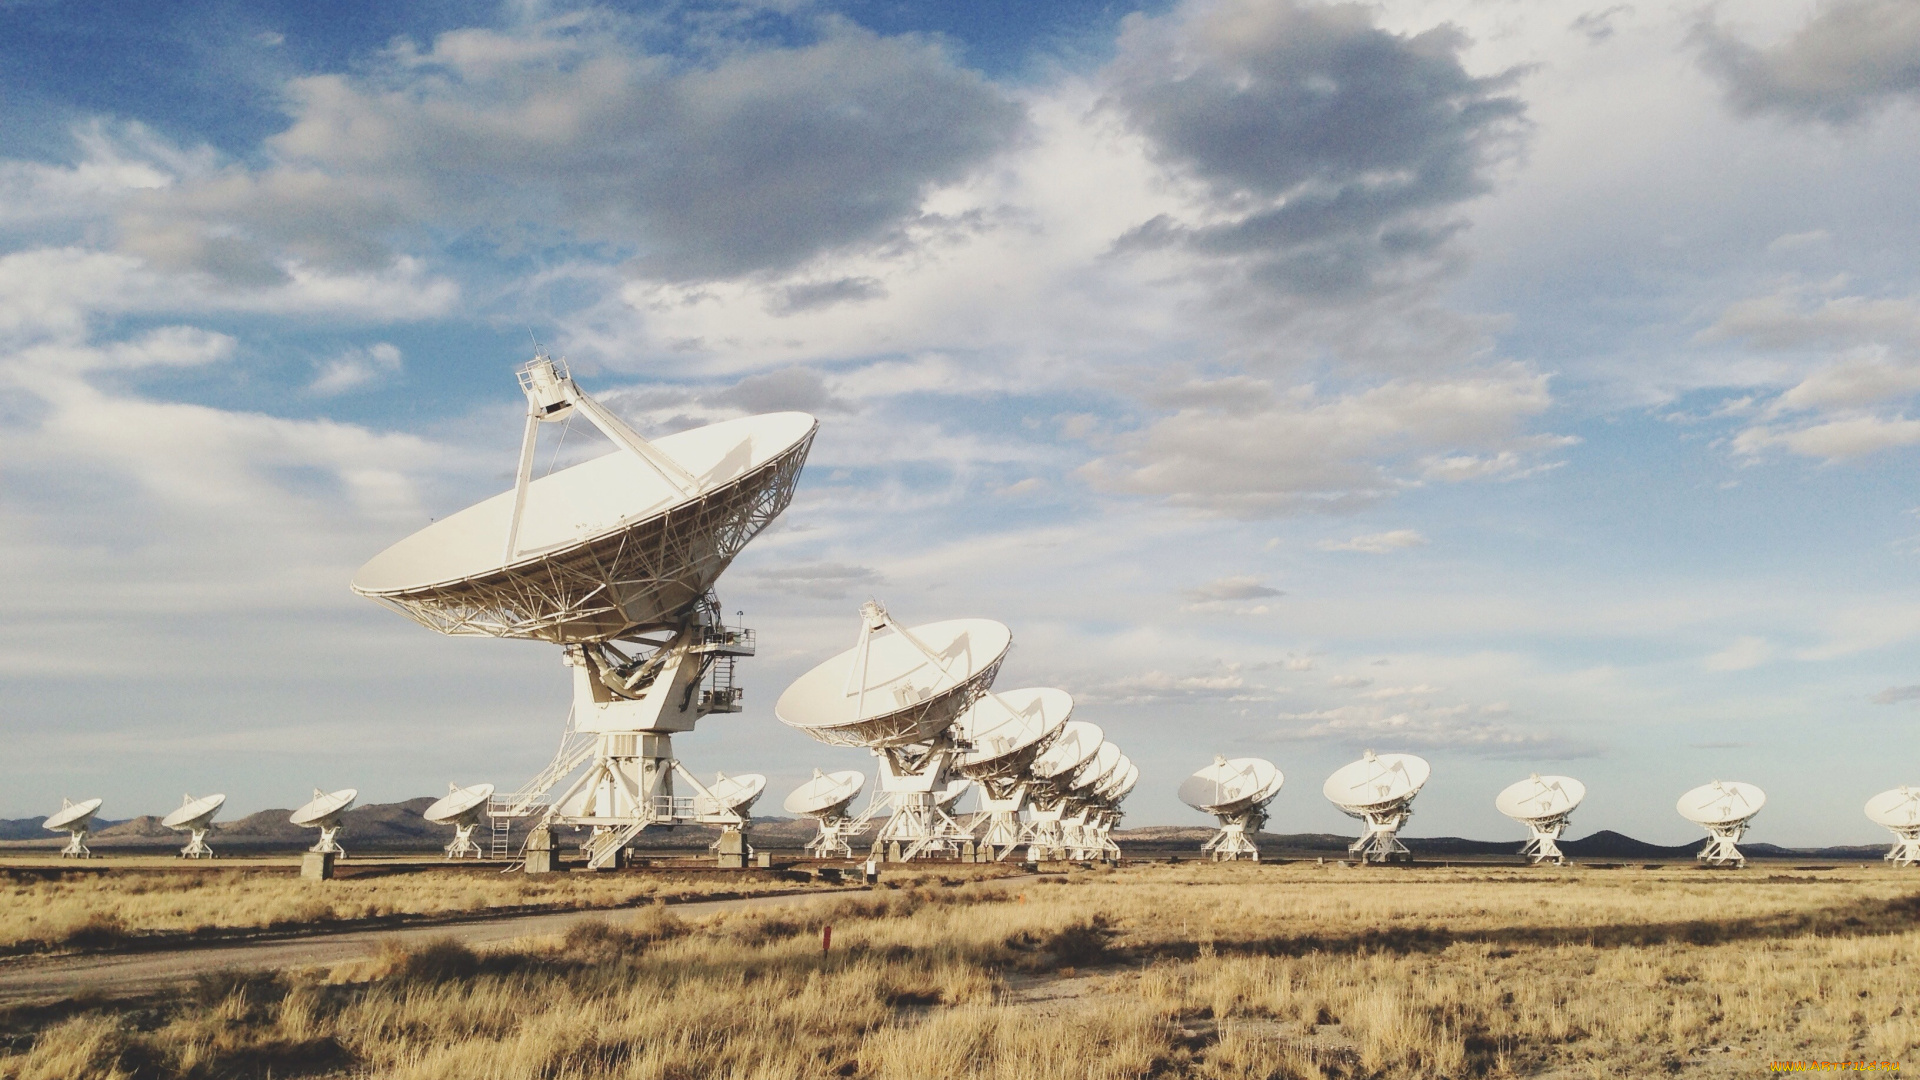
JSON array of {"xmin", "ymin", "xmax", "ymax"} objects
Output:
[
  {"xmin": 1677, "ymin": 780, "xmax": 1764, "ymax": 868},
  {"xmin": 1496, "ymin": 775, "xmax": 1586, "ymax": 822},
  {"xmin": 1495, "ymin": 774, "xmax": 1584, "ymax": 866},
  {"xmin": 424, "ymin": 782, "xmax": 495, "ymax": 860},
  {"xmin": 1324, "ymin": 752, "xmax": 1431, "ymax": 810},
  {"xmin": 1324, "ymin": 751, "xmax": 1430, "ymax": 864},
  {"xmin": 1866, "ymin": 786, "xmax": 1920, "ymax": 829},
  {"xmin": 161, "ymin": 793, "xmax": 226, "ymax": 859},
  {"xmin": 777, "ymin": 614, "xmax": 1012, "ymax": 748},
  {"xmin": 1867, "ymin": 786, "xmax": 1920, "ymax": 867},
  {"xmin": 784, "ymin": 769, "xmax": 866, "ymax": 818},
  {"xmin": 424, "ymin": 783, "xmax": 496, "ymax": 826},
  {"xmin": 696, "ymin": 773, "xmax": 767, "ymax": 817},
  {"xmin": 1180, "ymin": 758, "xmax": 1283, "ymax": 816},
  {"xmin": 44, "ymin": 797, "xmax": 103, "ymax": 833},
  {"xmin": 952, "ymin": 687, "xmax": 1071, "ymax": 780},
  {"xmin": 1181, "ymin": 757, "xmax": 1282, "ymax": 862},
  {"xmin": 291, "ymin": 788, "xmax": 357, "ymax": 856},
  {"xmin": 353, "ymin": 411, "xmax": 820, "ymax": 643},
  {"xmin": 1030, "ymin": 720, "xmax": 1103, "ymax": 781},
  {"xmin": 1676, "ymin": 781, "xmax": 1766, "ymax": 826},
  {"xmin": 1071, "ymin": 741, "xmax": 1124, "ymax": 793}
]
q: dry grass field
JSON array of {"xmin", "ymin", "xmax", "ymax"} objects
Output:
[
  {"xmin": 0, "ymin": 861, "xmax": 851, "ymax": 956},
  {"xmin": 2, "ymin": 860, "xmax": 1916, "ymax": 1079}
]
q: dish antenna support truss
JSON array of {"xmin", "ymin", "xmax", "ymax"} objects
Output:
[{"xmin": 1181, "ymin": 757, "xmax": 1283, "ymax": 863}]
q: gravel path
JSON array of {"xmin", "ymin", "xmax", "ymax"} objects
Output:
[{"xmin": 0, "ymin": 890, "xmax": 842, "ymax": 1006}]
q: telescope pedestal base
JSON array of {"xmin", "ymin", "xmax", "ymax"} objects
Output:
[
  {"xmin": 1349, "ymin": 809, "xmax": 1412, "ymax": 864},
  {"xmin": 301, "ymin": 851, "xmax": 336, "ymax": 880},
  {"xmin": 179, "ymin": 829, "xmax": 214, "ymax": 859},
  {"xmin": 1697, "ymin": 822, "xmax": 1749, "ymax": 868},
  {"xmin": 444, "ymin": 823, "xmax": 482, "ymax": 859},
  {"xmin": 1887, "ymin": 827, "xmax": 1920, "ymax": 867},
  {"xmin": 1520, "ymin": 817, "xmax": 1570, "ymax": 865}
]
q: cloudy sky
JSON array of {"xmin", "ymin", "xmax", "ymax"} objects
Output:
[{"xmin": 4, "ymin": 0, "xmax": 1919, "ymax": 846}]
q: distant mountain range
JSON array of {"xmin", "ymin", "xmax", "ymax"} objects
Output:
[{"xmin": 0, "ymin": 803, "xmax": 1891, "ymax": 859}]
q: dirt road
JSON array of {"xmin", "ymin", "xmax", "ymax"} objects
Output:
[{"xmin": 0, "ymin": 890, "xmax": 843, "ymax": 1007}]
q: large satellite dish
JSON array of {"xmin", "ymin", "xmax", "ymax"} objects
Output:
[
  {"xmin": 1324, "ymin": 751, "xmax": 1430, "ymax": 864},
  {"xmin": 696, "ymin": 773, "xmax": 767, "ymax": 819},
  {"xmin": 777, "ymin": 606, "xmax": 1011, "ymax": 749},
  {"xmin": 291, "ymin": 788, "xmax": 357, "ymax": 856},
  {"xmin": 353, "ymin": 353, "xmax": 818, "ymax": 873},
  {"xmin": 1030, "ymin": 720, "xmax": 1103, "ymax": 782},
  {"xmin": 161, "ymin": 793, "xmax": 226, "ymax": 859},
  {"xmin": 784, "ymin": 768, "xmax": 868, "ymax": 859},
  {"xmin": 1495, "ymin": 774, "xmax": 1585, "ymax": 866},
  {"xmin": 354, "ymin": 412, "xmax": 818, "ymax": 644},
  {"xmin": 424, "ymin": 783, "xmax": 495, "ymax": 859},
  {"xmin": 1866, "ymin": 786, "xmax": 1920, "ymax": 867},
  {"xmin": 1070, "ymin": 741, "xmax": 1123, "ymax": 794},
  {"xmin": 1676, "ymin": 780, "xmax": 1764, "ymax": 868},
  {"xmin": 1180, "ymin": 757, "xmax": 1282, "ymax": 862},
  {"xmin": 785, "ymin": 769, "xmax": 866, "ymax": 818},
  {"xmin": 44, "ymin": 797, "xmax": 103, "ymax": 859},
  {"xmin": 932, "ymin": 775, "xmax": 972, "ymax": 811},
  {"xmin": 952, "ymin": 687, "xmax": 1071, "ymax": 781},
  {"xmin": 1324, "ymin": 752, "xmax": 1431, "ymax": 811}
]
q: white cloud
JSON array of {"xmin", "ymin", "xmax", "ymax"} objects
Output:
[
  {"xmin": 1320, "ymin": 529, "xmax": 1430, "ymax": 554},
  {"xmin": 1703, "ymin": 635, "xmax": 1773, "ymax": 671},
  {"xmin": 1080, "ymin": 367, "xmax": 1565, "ymax": 517},
  {"xmin": 1182, "ymin": 576, "xmax": 1283, "ymax": 603},
  {"xmin": 311, "ymin": 343, "xmax": 404, "ymax": 396}
]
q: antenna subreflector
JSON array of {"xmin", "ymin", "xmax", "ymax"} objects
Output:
[{"xmin": 353, "ymin": 351, "xmax": 818, "ymax": 871}]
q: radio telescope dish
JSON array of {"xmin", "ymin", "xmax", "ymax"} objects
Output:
[
  {"xmin": 784, "ymin": 769, "xmax": 868, "ymax": 859},
  {"xmin": 161, "ymin": 793, "xmax": 226, "ymax": 859},
  {"xmin": 1093, "ymin": 755, "xmax": 1136, "ymax": 803},
  {"xmin": 1180, "ymin": 757, "xmax": 1283, "ymax": 862},
  {"xmin": 1866, "ymin": 787, "xmax": 1920, "ymax": 866},
  {"xmin": 1324, "ymin": 751, "xmax": 1430, "ymax": 864},
  {"xmin": 1070, "ymin": 741, "xmax": 1123, "ymax": 793},
  {"xmin": 952, "ymin": 687, "xmax": 1071, "ymax": 781},
  {"xmin": 354, "ymin": 353, "xmax": 818, "ymax": 873},
  {"xmin": 290, "ymin": 788, "xmax": 357, "ymax": 856},
  {"xmin": 44, "ymin": 798, "xmax": 103, "ymax": 858},
  {"xmin": 696, "ymin": 772, "xmax": 767, "ymax": 818},
  {"xmin": 1030, "ymin": 720, "xmax": 1103, "ymax": 782},
  {"xmin": 353, "ymin": 412, "xmax": 818, "ymax": 644},
  {"xmin": 785, "ymin": 769, "xmax": 866, "ymax": 817},
  {"xmin": 1495, "ymin": 775, "xmax": 1585, "ymax": 866},
  {"xmin": 424, "ymin": 783, "xmax": 495, "ymax": 859},
  {"xmin": 777, "ymin": 605, "xmax": 1011, "ymax": 749},
  {"xmin": 1676, "ymin": 781, "xmax": 1764, "ymax": 868}
]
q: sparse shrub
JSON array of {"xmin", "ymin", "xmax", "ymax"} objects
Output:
[
  {"xmin": 60, "ymin": 913, "xmax": 129, "ymax": 951},
  {"xmin": 1041, "ymin": 915, "xmax": 1115, "ymax": 968},
  {"xmin": 372, "ymin": 935, "xmax": 478, "ymax": 982}
]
